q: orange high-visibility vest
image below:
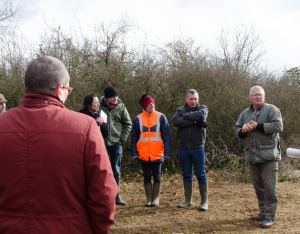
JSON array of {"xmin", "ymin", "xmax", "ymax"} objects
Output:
[{"xmin": 136, "ymin": 110, "xmax": 164, "ymax": 161}]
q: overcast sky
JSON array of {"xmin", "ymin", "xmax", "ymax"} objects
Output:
[{"xmin": 17, "ymin": 0, "xmax": 300, "ymax": 71}]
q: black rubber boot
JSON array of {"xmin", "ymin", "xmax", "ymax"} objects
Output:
[{"xmin": 115, "ymin": 177, "xmax": 126, "ymax": 206}]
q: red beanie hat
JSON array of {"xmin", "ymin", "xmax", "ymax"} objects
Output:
[{"xmin": 139, "ymin": 93, "xmax": 155, "ymax": 110}]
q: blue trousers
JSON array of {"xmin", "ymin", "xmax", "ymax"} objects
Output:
[
  {"xmin": 179, "ymin": 147, "xmax": 207, "ymax": 184},
  {"xmin": 141, "ymin": 162, "xmax": 162, "ymax": 184},
  {"xmin": 106, "ymin": 143, "xmax": 122, "ymax": 178}
]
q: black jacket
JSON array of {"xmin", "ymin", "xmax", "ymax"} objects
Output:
[
  {"xmin": 172, "ymin": 103, "xmax": 208, "ymax": 148},
  {"xmin": 79, "ymin": 109, "xmax": 109, "ymax": 138}
]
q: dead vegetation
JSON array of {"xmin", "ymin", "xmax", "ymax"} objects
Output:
[{"xmin": 110, "ymin": 171, "xmax": 300, "ymax": 234}]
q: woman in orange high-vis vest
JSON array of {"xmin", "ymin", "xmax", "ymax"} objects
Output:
[{"xmin": 131, "ymin": 94, "xmax": 172, "ymax": 207}]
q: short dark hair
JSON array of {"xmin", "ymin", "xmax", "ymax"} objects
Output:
[
  {"xmin": 82, "ymin": 93, "xmax": 97, "ymax": 112},
  {"xmin": 186, "ymin": 89, "xmax": 198, "ymax": 97},
  {"xmin": 25, "ymin": 56, "xmax": 69, "ymax": 95}
]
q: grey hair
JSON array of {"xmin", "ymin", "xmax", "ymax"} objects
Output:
[
  {"xmin": 25, "ymin": 56, "xmax": 69, "ymax": 95},
  {"xmin": 186, "ymin": 89, "xmax": 198, "ymax": 97},
  {"xmin": 249, "ymin": 86, "xmax": 265, "ymax": 96}
]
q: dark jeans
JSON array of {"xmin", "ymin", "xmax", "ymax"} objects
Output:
[
  {"xmin": 179, "ymin": 147, "xmax": 207, "ymax": 184},
  {"xmin": 106, "ymin": 143, "xmax": 122, "ymax": 178},
  {"xmin": 141, "ymin": 162, "xmax": 162, "ymax": 184},
  {"xmin": 250, "ymin": 160, "xmax": 279, "ymax": 221}
]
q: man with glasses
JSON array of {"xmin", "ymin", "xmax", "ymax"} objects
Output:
[
  {"xmin": 0, "ymin": 94, "xmax": 7, "ymax": 113},
  {"xmin": 99, "ymin": 86, "xmax": 132, "ymax": 206},
  {"xmin": 234, "ymin": 86, "xmax": 283, "ymax": 228},
  {"xmin": 0, "ymin": 56, "xmax": 118, "ymax": 233}
]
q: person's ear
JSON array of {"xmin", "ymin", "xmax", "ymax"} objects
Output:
[{"xmin": 55, "ymin": 85, "xmax": 63, "ymax": 102}]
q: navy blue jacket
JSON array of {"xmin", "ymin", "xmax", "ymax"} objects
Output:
[{"xmin": 172, "ymin": 103, "xmax": 208, "ymax": 148}]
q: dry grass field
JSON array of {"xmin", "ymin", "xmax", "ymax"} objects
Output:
[{"xmin": 110, "ymin": 171, "xmax": 300, "ymax": 234}]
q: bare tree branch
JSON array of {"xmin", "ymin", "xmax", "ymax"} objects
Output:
[{"xmin": 0, "ymin": 0, "xmax": 20, "ymax": 25}]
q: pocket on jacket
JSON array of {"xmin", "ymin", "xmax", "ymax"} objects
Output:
[
  {"xmin": 271, "ymin": 168, "xmax": 279, "ymax": 172},
  {"xmin": 277, "ymin": 138, "xmax": 281, "ymax": 151},
  {"xmin": 244, "ymin": 147, "xmax": 252, "ymax": 162},
  {"xmin": 88, "ymin": 141, "xmax": 100, "ymax": 165},
  {"xmin": 112, "ymin": 112, "xmax": 121, "ymax": 122},
  {"xmin": 257, "ymin": 144, "xmax": 277, "ymax": 161}
]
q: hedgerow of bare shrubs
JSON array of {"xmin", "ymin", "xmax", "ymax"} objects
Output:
[{"xmin": 0, "ymin": 17, "xmax": 300, "ymax": 181}]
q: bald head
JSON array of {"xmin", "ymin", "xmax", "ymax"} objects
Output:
[{"xmin": 25, "ymin": 56, "xmax": 69, "ymax": 95}]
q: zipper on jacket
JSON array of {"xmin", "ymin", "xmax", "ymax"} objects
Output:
[
  {"xmin": 148, "ymin": 113, "xmax": 150, "ymax": 161},
  {"xmin": 252, "ymin": 110, "xmax": 257, "ymax": 121}
]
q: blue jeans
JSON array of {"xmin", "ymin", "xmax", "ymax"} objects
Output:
[
  {"xmin": 106, "ymin": 143, "xmax": 122, "ymax": 178},
  {"xmin": 179, "ymin": 147, "xmax": 207, "ymax": 184}
]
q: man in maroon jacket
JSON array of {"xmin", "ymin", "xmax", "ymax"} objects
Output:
[{"xmin": 0, "ymin": 56, "xmax": 118, "ymax": 234}]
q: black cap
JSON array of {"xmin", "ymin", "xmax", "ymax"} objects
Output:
[{"xmin": 104, "ymin": 86, "xmax": 118, "ymax": 98}]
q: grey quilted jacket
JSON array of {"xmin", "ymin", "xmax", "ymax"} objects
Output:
[{"xmin": 233, "ymin": 103, "xmax": 283, "ymax": 164}]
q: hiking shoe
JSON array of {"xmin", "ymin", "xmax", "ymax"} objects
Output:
[
  {"xmin": 261, "ymin": 219, "xmax": 275, "ymax": 228},
  {"xmin": 250, "ymin": 214, "xmax": 265, "ymax": 220}
]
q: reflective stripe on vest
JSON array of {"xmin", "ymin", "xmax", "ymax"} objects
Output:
[{"xmin": 138, "ymin": 112, "xmax": 163, "ymax": 142}]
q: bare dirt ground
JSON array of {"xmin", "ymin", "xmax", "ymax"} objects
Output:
[{"xmin": 110, "ymin": 171, "xmax": 300, "ymax": 234}]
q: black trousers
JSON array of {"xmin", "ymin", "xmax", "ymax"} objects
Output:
[{"xmin": 141, "ymin": 162, "xmax": 162, "ymax": 184}]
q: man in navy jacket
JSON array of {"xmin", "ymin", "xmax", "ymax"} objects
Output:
[{"xmin": 173, "ymin": 89, "xmax": 208, "ymax": 211}]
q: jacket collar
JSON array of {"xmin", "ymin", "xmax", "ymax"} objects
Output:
[
  {"xmin": 19, "ymin": 93, "xmax": 65, "ymax": 109},
  {"xmin": 184, "ymin": 103, "xmax": 199, "ymax": 111},
  {"xmin": 249, "ymin": 103, "xmax": 265, "ymax": 111},
  {"xmin": 79, "ymin": 108, "xmax": 99, "ymax": 117},
  {"xmin": 99, "ymin": 96, "xmax": 123, "ymax": 104},
  {"xmin": 142, "ymin": 109, "xmax": 157, "ymax": 117}
]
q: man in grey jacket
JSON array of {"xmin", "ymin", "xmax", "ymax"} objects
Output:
[
  {"xmin": 234, "ymin": 86, "xmax": 283, "ymax": 228},
  {"xmin": 173, "ymin": 89, "xmax": 208, "ymax": 211}
]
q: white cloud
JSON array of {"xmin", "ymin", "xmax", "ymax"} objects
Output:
[{"xmin": 16, "ymin": 0, "xmax": 300, "ymax": 69}]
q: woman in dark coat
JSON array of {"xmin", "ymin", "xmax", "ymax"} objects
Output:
[{"xmin": 79, "ymin": 93, "xmax": 109, "ymax": 138}]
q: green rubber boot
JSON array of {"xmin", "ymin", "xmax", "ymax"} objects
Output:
[
  {"xmin": 144, "ymin": 183, "xmax": 152, "ymax": 207},
  {"xmin": 178, "ymin": 182, "xmax": 193, "ymax": 208},
  {"xmin": 151, "ymin": 183, "xmax": 161, "ymax": 207},
  {"xmin": 199, "ymin": 184, "xmax": 208, "ymax": 211}
]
